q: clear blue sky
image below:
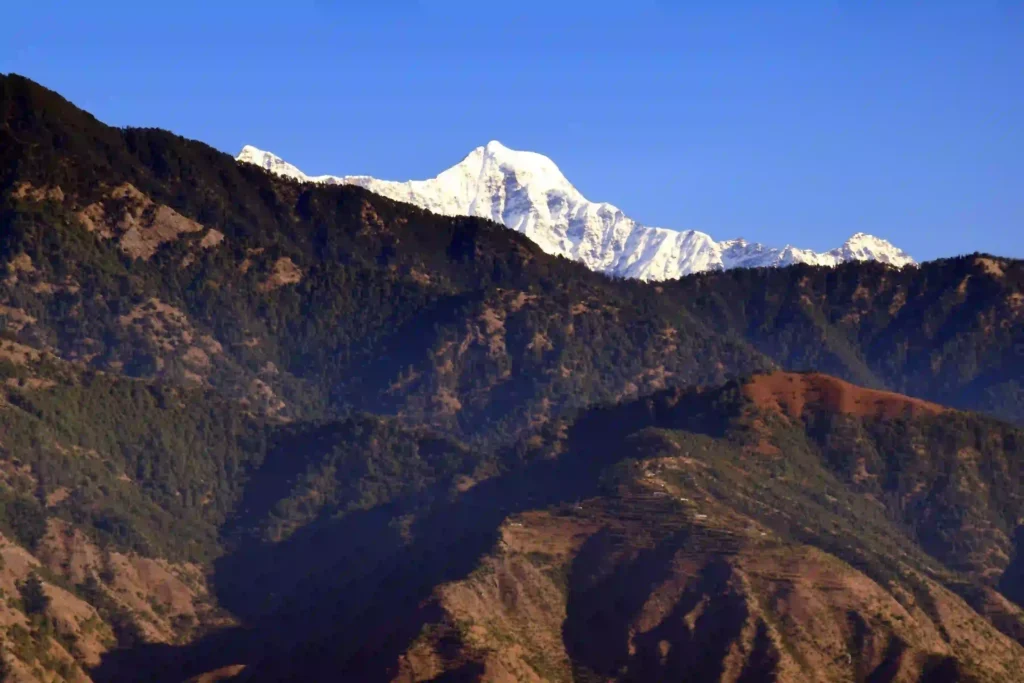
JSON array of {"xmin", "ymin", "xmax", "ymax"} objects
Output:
[{"xmin": 4, "ymin": 1, "xmax": 1022, "ymax": 261}]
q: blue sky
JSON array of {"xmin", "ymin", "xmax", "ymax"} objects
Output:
[{"xmin": 4, "ymin": 1, "xmax": 1022, "ymax": 261}]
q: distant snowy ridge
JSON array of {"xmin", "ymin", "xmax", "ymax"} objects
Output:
[{"xmin": 236, "ymin": 142, "xmax": 915, "ymax": 281}]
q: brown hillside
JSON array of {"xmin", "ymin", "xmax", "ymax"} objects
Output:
[
  {"xmin": 396, "ymin": 501, "xmax": 1024, "ymax": 683},
  {"xmin": 743, "ymin": 372, "xmax": 949, "ymax": 420}
]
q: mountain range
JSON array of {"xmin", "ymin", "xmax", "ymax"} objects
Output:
[
  {"xmin": 0, "ymin": 73, "xmax": 1022, "ymax": 682},
  {"xmin": 237, "ymin": 141, "xmax": 916, "ymax": 281}
]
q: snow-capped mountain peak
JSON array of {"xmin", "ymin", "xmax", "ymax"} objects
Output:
[
  {"xmin": 236, "ymin": 142, "xmax": 915, "ymax": 280},
  {"xmin": 236, "ymin": 145, "xmax": 310, "ymax": 182},
  {"xmin": 832, "ymin": 233, "xmax": 912, "ymax": 266}
]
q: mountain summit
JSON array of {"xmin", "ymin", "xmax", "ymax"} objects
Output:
[{"xmin": 237, "ymin": 142, "xmax": 915, "ymax": 280}]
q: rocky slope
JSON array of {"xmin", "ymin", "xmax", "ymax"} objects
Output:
[
  {"xmin": 121, "ymin": 371, "xmax": 1024, "ymax": 682},
  {"xmin": 383, "ymin": 372, "xmax": 1024, "ymax": 682},
  {"xmin": 237, "ymin": 142, "xmax": 915, "ymax": 281}
]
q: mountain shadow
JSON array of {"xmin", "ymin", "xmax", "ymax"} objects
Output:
[{"xmin": 89, "ymin": 407, "xmax": 633, "ymax": 681}]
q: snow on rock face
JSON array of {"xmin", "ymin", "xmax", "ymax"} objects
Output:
[
  {"xmin": 236, "ymin": 141, "xmax": 915, "ymax": 280},
  {"xmin": 237, "ymin": 145, "xmax": 311, "ymax": 182}
]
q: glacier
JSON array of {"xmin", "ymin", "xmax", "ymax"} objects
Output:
[{"xmin": 237, "ymin": 141, "xmax": 915, "ymax": 281}]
